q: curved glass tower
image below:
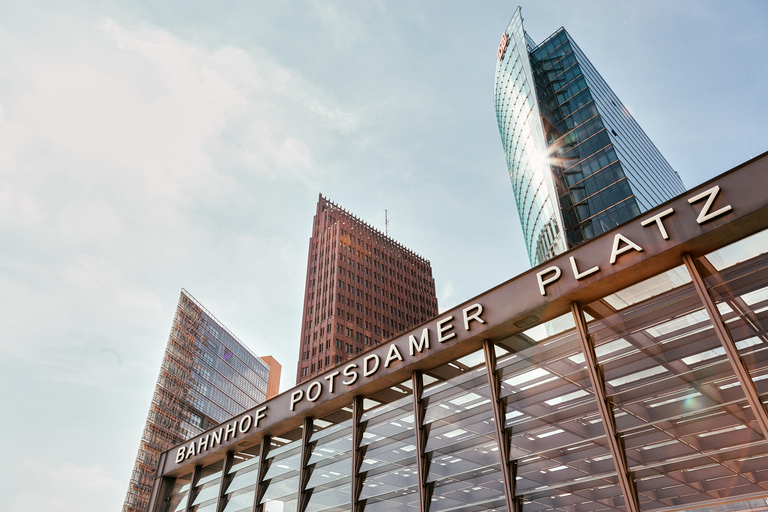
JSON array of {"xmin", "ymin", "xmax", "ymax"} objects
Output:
[{"xmin": 495, "ymin": 7, "xmax": 685, "ymax": 266}]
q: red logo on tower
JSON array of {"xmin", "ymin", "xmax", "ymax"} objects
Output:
[{"xmin": 497, "ymin": 33, "xmax": 509, "ymax": 60}]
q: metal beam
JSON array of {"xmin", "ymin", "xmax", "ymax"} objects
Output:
[
  {"xmin": 412, "ymin": 371, "xmax": 432, "ymax": 512},
  {"xmin": 254, "ymin": 436, "xmax": 271, "ymax": 512},
  {"xmin": 584, "ymin": 300, "xmax": 762, "ymax": 438},
  {"xmin": 147, "ymin": 475, "xmax": 173, "ymax": 512},
  {"xmin": 351, "ymin": 396, "xmax": 364, "ymax": 512},
  {"xmin": 683, "ymin": 252, "xmax": 768, "ymax": 439},
  {"xmin": 297, "ymin": 417, "xmax": 314, "ymax": 512},
  {"xmin": 483, "ymin": 339, "xmax": 520, "ymax": 512},
  {"xmin": 185, "ymin": 464, "xmax": 203, "ymax": 512},
  {"xmin": 215, "ymin": 451, "xmax": 235, "ymax": 512},
  {"xmin": 571, "ymin": 302, "xmax": 640, "ymax": 512}
]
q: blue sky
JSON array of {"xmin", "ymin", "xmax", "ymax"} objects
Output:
[{"xmin": 1, "ymin": 1, "xmax": 766, "ymax": 510}]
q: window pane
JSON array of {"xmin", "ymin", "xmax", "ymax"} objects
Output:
[
  {"xmin": 222, "ymin": 444, "xmax": 260, "ymax": 510},
  {"xmin": 585, "ymin": 264, "xmax": 768, "ymax": 511},
  {"xmin": 191, "ymin": 459, "xmax": 224, "ymax": 508},
  {"xmin": 358, "ymin": 380, "xmax": 419, "ymax": 510},
  {"xmin": 305, "ymin": 406, "xmax": 354, "ymax": 512},
  {"xmin": 496, "ymin": 313, "xmax": 626, "ymax": 512},
  {"xmin": 159, "ymin": 472, "xmax": 193, "ymax": 512},
  {"xmin": 260, "ymin": 428, "xmax": 303, "ymax": 512},
  {"xmin": 422, "ymin": 349, "xmax": 506, "ymax": 512}
]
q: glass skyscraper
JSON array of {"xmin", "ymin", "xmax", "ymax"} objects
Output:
[
  {"xmin": 122, "ymin": 289, "xmax": 281, "ymax": 512},
  {"xmin": 495, "ymin": 7, "xmax": 685, "ymax": 266}
]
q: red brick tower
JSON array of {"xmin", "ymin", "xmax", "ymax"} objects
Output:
[{"xmin": 296, "ymin": 195, "xmax": 438, "ymax": 384}]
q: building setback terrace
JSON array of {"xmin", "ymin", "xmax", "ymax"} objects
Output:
[{"xmin": 149, "ymin": 151, "xmax": 768, "ymax": 512}]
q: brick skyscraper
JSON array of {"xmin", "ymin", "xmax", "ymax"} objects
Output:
[{"xmin": 297, "ymin": 195, "xmax": 438, "ymax": 384}]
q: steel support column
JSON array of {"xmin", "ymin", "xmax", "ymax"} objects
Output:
[
  {"xmin": 215, "ymin": 451, "xmax": 235, "ymax": 512},
  {"xmin": 254, "ymin": 436, "xmax": 271, "ymax": 512},
  {"xmin": 683, "ymin": 252, "xmax": 768, "ymax": 438},
  {"xmin": 483, "ymin": 339, "xmax": 521, "ymax": 512},
  {"xmin": 147, "ymin": 476, "xmax": 174, "ymax": 512},
  {"xmin": 297, "ymin": 417, "xmax": 314, "ymax": 512},
  {"xmin": 351, "ymin": 396, "xmax": 364, "ymax": 512},
  {"xmin": 185, "ymin": 464, "xmax": 204, "ymax": 512},
  {"xmin": 412, "ymin": 371, "xmax": 432, "ymax": 512},
  {"xmin": 571, "ymin": 302, "xmax": 640, "ymax": 512}
]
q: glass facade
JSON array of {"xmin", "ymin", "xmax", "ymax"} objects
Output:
[
  {"xmin": 151, "ymin": 158, "xmax": 768, "ymax": 512},
  {"xmin": 154, "ymin": 245, "xmax": 768, "ymax": 511},
  {"xmin": 422, "ymin": 350, "xmax": 507, "ymax": 512},
  {"xmin": 123, "ymin": 289, "xmax": 277, "ymax": 512},
  {"xmin": 494, "ymin": 8, "xmax": 685, "ymax": 266},
  {"xmin": 494, "ymin": 7, "xmax": 567, "ymax": 266}
]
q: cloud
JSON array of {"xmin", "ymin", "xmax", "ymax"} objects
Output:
[
  {"xmin": 0, "ymin": 15, "xmax": 362, "ymax": 508},
  {"xmin": 8, "ymin": 462, "xmax": 124, "ymax": 512},
  {"xmin": 0, "ymin": 15, "xmax": 357, "ymax": 360}
]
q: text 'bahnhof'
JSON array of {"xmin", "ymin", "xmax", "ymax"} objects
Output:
[{"xmin": 147, "ymin": 154, "xmax": 768, "ymax": 512}]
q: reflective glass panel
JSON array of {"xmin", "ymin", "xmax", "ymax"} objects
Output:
[
  {"xmin": 358, "ymin": 379, "xmax": 419, "ymax": 511},
  {"xmin": 191, "ymin": 459, "xmax": 224, "ymax": 510},
  {"xmin": 586, "ymin": 264, "xmax": 768, "ymax": 510},
  {"xmin": 222, "ymin": 444, "xmax": 260, "ymax": 512},
  {"xmin": 160, "ymin": 471, "xmax": 193, "ymax": 512},
  {"xmin": 496, "ymin": 313, "xmax": 626, "ymax": 512},
  {"xmin": 699, "ymin": 228, "xmax": 768, "ymax": 405},
  {"xmin": 422, "ymin": 349, "xmax": 506, "ymax": 512},
  {"xmin": 305, "ymin": 406, "xmax": 354, "ymax": 512},
  {"xmin": 260, "ymin": 427, "xmax": 303, "ymax": 512}
]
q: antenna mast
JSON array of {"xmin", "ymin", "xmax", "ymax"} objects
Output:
[{"xmin": 385, "ymin": 210, "xmax": 389, "ymax": 237}]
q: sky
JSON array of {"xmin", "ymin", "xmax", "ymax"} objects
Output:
[{"xmin": 1, "ymin": 1, "xmax": 766, "ymax": 510}]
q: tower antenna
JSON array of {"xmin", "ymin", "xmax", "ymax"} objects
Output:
[{"xmin": 385, "ymin": 210, "xmax": 389, "ymax": 237}]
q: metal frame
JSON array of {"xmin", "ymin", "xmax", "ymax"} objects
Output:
[
  {"xmin": 254, "ymin": 436, "xmax": 271, "ymax": 512},
  {"xmin": 571, "ymin": 302, "xmax": 640, "ymax": 512},
  {"xmin": 147, "ymin": 475, "xmax": 173, "ymax": 512},
  {"xmin": 351, "ymin": 396, "xmax": 364, "ymax": 512},
  {"xmin": 412, "ymin": 371, "xmax": 432, "ymax": 512},
  {"xmin": 582, "ymin": 297, "xmax": 763, "ymax": 441},
  {"xmin": 145, "ymin": 469, "xmax": 168, "ymax": 512},
  {"xmin": 683, "ymin": 252, "xmax": 768, "ymax": 438},
  {"xmin": 297, "ymin": 417, "xmax": 314, "ymax": 512},
  {"xmin": 185, "ymin": 464, "xmax": 204, "ymax": 512},
  {"xmin": 215, "ymin": 451, "xmax": 235, "ymax": 512},
  {"xmin": 483, "ymin": 339, "xmax": 520, "ymax": 512}
]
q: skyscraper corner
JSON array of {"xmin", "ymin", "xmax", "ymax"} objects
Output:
[{"xmin": 494, "ymin": 6, "xmax": 685, "ymax": 266}]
